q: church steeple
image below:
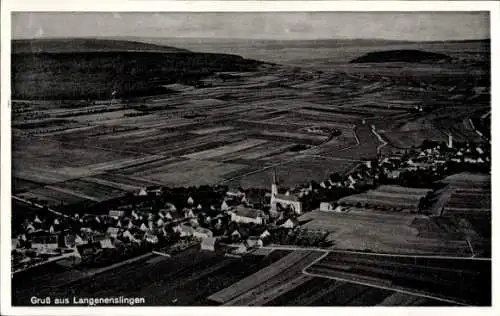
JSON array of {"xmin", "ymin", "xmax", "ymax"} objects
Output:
[{"xmin": 272, "ymin": 169, "xmax": 278, "ymax": 197}]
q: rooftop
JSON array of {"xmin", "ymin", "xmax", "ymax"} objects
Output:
[
  {"xmin": 275, "ymin": 194, "xmax": 300, "ymax": 202},
  {"xmin": 232, "ymin": 206, "xmax": 262, "ymax": 219}
]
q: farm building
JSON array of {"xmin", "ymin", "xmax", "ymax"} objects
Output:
[
  {"xmin": 320, "ymin": 202, "xmax": 335, "ymax": 212},
  {"xmin": 144, "ymin": 231, "xmax": 159, "ymax": 244},
  {"xmin": 230, "ymin": 206, "xmax": 264, "ymax": 225},
  {"xmin": 200, "ymin": 237, "xmax": 217, "ymax": 251},
  {"xmin": 246, "ymin": 236, "xmax": 264, "ymax": 248},
  {"xmin": 99, "ymin": 238, "xmax": 115, "ymax": 249},
  {"xmin": 173, "ymin": 224, "xmax": 194, "ymax": 237},
  {"xmin": 337, "ymin": 185, "xmax": 431, "ymax": 212},
  {"xmin": 234, "ymin": 242, "xmax": 249, "ymax": 254},
  {"xmin": 280, "ymin": 218, "xmax": 299, "ymax": 229},
  {"xmin": 106, "ymin": 227, "xmax": 120, "ymax": 238},
  {"xmin": 30, "ymin": 234, "xmax": 58, "ymax": 250},
  {"xmin": 76, "ymin": 242, "xmax": 102, "ymax": 257},
  {"xmin": 193, "ymin": 227, "xmax": 213, "ymax": 239},
  {"xmin": 320, "ymin": 202, "xmax": 345, "ymax": 213},
  {"xmin": 108, "ymin": 210, "xmax": 125, "ymax": 219}
]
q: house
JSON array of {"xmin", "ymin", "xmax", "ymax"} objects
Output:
[
  {"xmin": 230, "ymin": 206, "xmax": 263, "ymax": 225},
  {"xmin": 64, "ymin": 234, "xmax": 77, "ymax": 248},
  {"xmin": 320, "ymin": 202, "xmax": 335, "ymax": 212},
  {"xmin": 187, "ymin": 196, "xmax": 194, "ymax": 205},
  {"xmin": 76, "ymin": 242, "xmax": 102, "ymax": 257},
  {"xmin": 74, "ymin": 234, "xmax": 86, "ymax": 245},
  {"xmin": 348, "ymin": 175, "xmax": 357, "ymax": 185},
  {"xmin": 131, "ymin": 210, "xmax": 140, "ymax": 220},
  {"xmin": 221, "ymin": 200, "xmax": 229, "ymax": 212},
  {"xmin": 183, "ymin": 208, "xmax": 195, "ymax": 218},
  {"xmin": 260, "ymin": 230, "xmax": 271, "ymax": 240},
  {"xmin": 156, "ymin": 218, "xmax": 165, "ymax": 227},
  {"xmin": 246, "ymin": 236, "xmax": 263, "ymax": 248},
  {"xmin": 280, "ymin": 218, "xmax": 298, "ymax": 229},
  {"xmin": 388, "ymin": 170, "xmax": 401, "ymax": 179},
  {"xmin": 193, "ymin": 227, "xmax": 213, "ymax": 239},
  {"xmin": 108, "ymin": 210, "xmax": 125, "ymax": 219},
  {"xmin": 272, "ymin": 192, "xmax": 302, "ymax": 214},
  {"xmin": 25, "ymin": 223, "xmax": 36, "ymax": 234},
  {"xmin": 146, "ymin": 186, "xmax": 162, "ymax": 196},
  {"xmin": 333, "ymin": 205, "xmax": 345, "ymax": 212},
  {"xmin": 123, "ymin": 230, "xmax": 139, "ymax": 243},
  {"xmin": 231, "ymin": 229, "xmax": 242, "ymax": 240},
  {"xmin": 190, "ymin": 218, "xmax": 199, "ymax": 227},
  {"xmin": 106, "ymin": 227, "xmax": 120, "ymax": 239},
  {"xmin": 165, "ymin": 203, "xmax": 177, "ymax": 212},
  {"xmin": 164, "ymin": 212, "xmax": 173, "ymax": 221},
  {"xmin": 173, "ymin": 224, "xmax": 195, "ymax": 238},
  {"xmin": 226, "ymin": 191, "xmax": 244, "ymax": 198},
  {"xmin": 200, "ymin": 237, "xmax": 217, "ymax": 251},
  {"xmin": 127, "ymin": 221, "xmax": 134, "ymax": 230},
  {"xmin": 234, "ymin": 242, "xmax": 248, "ymax": 254},
  {"xmin": 139, "ymin": 223, "xmax": 148, "ymax": 232},
  {"xmin": 144, "ymin": 231, "xmax": 159, "ymax": 244},
  {"xmin": 99, "ymin": 238, "xmax": 115, "ymax": 249},
  {"xmin": 136, "ymin": 188, "xmax": 148, "ymax": 196}
]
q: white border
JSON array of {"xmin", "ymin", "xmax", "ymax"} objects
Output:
[{"xmin": 1, "ymin": 1, "xmax": 498, "ymax": 316}]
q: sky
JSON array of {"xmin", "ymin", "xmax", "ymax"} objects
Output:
[{"xmin": 12, "ymin": 12, "xmax": 490, "ymax": 41}]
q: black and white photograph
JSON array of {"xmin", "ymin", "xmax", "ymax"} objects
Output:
[{"xmin": 2, "ymin": 1, "xmax": 497, "ymax": 313}]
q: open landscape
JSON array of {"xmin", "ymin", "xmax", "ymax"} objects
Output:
[{"xmin": 10, "ymin": 11, "xmax": 491, "ymax": 308}]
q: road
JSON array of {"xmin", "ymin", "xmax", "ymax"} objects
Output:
[
  {"xmin": 370, "ymin": 124, "xmax": 388, "ymax": 154},
  {"xmin": 262, "ymin": 245, "xmax": 490, "ymax": 261}
]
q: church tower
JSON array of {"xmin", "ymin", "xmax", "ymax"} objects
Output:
[{"xmin": 271, "ymin": 169, "xmax": 278, "ymax": 213}]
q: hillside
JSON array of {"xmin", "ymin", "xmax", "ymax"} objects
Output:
[
  {"xmin": 349, "ymin": 50, "xmax": 453, "ymax": 63},
  {"xmin": 11, "ymin": 38, "xmax": 263, "ymax": 100},
  {"xmin": 12, "ymin": 38, "xmax": 191, "ymax": 54}
]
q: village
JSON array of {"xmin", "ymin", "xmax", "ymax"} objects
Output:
[{"xmin": 11, "ymin": 134, "xmax": 490, "ymax": 273}]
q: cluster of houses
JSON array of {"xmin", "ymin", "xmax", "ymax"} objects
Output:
[
  {"xmin": 316, "ymin": 137, "xmax": 489, "ymax": 213},
  {"xmin": 380, "ymin": 137, "xmax": 488, "ymax": 180},
  {"xmin": 12, "ymin": 179, "xmax": 308, "ymax": 270}
]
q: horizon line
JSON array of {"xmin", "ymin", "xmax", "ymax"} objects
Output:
[{"xmin": 11, "ymin": 35, "xmax": 491, "ymax": 43}]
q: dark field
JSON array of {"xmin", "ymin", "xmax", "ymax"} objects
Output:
[
  {"xmin": 306, "ymin": 251, "xmax": 491, "ymax": 306},
  {"xmin": 13, "ymin": 247, "xmax": 470, "ymax": 306},
  {"xmin": 12, "ymin": 248, "xmax": 291, "ymax": 306}
]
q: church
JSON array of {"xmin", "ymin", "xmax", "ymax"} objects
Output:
[{"xmin": 270, "ymin": 171, "xmax": 302, "ymax": 214}]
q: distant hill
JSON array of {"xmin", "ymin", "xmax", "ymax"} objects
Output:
[
  {"xmin": 12, "ymin": 38, "xmax": 191, "ymax": 54},
  {"xmin": 350, "ymin": 50, "xmax": 452, "ymax": 63},
  {"xmin": 11, "ymin": 38, "xmax": 263, "ymax": 100}
]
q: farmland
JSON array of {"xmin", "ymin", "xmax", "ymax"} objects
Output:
[
  {"xmin": 12, "ymin": 247, "xmax": 292, "ymax": 306},
  {"xmin": 298, "ymin": 210, "xmax": 472, "ymax": 256},
  {"xmin": 305, "ymin": 251, "xmax": 491, "ymax": 306},
  {"xmin": 12, "ymin": 247, "xmax": 468, "ymax": 306},
  {"xmin": 337, "ymin": 185, "xmax": 431, "ymax": 212},
  {"xmin": 12, "ymin": 38, "xmax": 489, "ymax": 211}
]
